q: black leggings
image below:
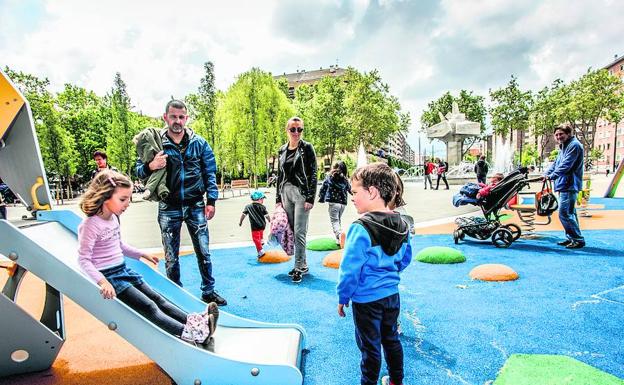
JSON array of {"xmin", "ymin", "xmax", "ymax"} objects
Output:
[
  {"xmin": 436, "ymin": 174, "xmax": 449, "ymax": 189},
  {"xmin": 117, "ymin": 282, "xmax": 188, "ymax": 336}
]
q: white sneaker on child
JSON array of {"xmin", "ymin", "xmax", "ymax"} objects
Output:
[
  {"xmin": 181, "ymin": 302, "xmax": 219, "ymax": 344},
  {"xmin": 258, "ymin": 249, "xmax": 266, "ymax": 258}
]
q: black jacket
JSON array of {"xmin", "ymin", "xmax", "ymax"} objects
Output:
[
  {"xmin": 136, "ymin": 128, "xmax": 218, "ymax": 206},
  {"xmin": 319, "ymin": 174, "xmax": 351, "ymax": 205},
  {"xmin": 276, "ymin": 140, "xmax": 317, "ymax": 204},
  {"xmin": 474, "ymin": 160, "xmax": 489, "ymax": 176}
]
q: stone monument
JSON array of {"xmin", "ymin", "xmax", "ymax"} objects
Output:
[{"xmin": 426, "ymin": 102, "xmax": 482, "ymax": 165}]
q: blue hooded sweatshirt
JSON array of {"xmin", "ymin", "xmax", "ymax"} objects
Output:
[{"xmin": 337, "ymin": 211, "xmax": 412, "ymax": 305}]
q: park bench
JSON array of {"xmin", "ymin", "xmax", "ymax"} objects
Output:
[{"xmin": 220, "ymin": 179, "xmax": 251, "ymax": 198}]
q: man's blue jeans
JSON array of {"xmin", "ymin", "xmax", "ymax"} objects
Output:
[
  {"xmin": 558, "ymin": 191, "xmax": 584, "ymax": 243},
  {"xmin": 158, "ymin": 200, "xmax": 215, "ymax": 296}
]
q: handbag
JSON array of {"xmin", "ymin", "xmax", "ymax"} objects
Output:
[{"xmin": 535, "ymin": 180, "xmax": 558, "ymax": 216}]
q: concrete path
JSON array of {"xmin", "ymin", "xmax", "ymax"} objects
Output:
[{"xmin": 4, "ymin": 174, "xmax": 619, "ymax": 250}]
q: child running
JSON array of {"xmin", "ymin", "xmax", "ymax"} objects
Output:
[
  {"xmin": 337, "ymin": 162, "xmax": 413, "ymax": 385},
  {"xmin": 239, "ymin": 190, "xmax": 271, "ymax": 258},
  {"xmin": 77, "ymin": 170, "xmax": 218, "ymax": 344},
  {"xmin": 318, "ymin": 161, "xmax": 352, "ymax": 245}
]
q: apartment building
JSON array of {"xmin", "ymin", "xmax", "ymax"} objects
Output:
[{"xmin": 594, "ymin": 54, "xmax": 624, "ymax": 170}]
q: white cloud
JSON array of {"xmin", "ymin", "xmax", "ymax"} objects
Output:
[{"xmin": 1, "ymin": 0, "xmax": 623, "ymax": 154}]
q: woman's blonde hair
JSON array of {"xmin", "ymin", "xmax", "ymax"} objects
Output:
[{"xmin": 80, "ymin": 170, "xmax": 132, "ymax": 217}]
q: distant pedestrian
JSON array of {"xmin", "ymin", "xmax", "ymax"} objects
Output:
[
  {"xmin": 474, "ymin": 155, "xmax": 489, "ymax": 184},
  {"xmin": 435, "ymin": 158, "xmax": 449, "ymax": 190},
  {"xmin": 423, "ymin": 159, "xmax": 435, "ymax": 189},
  {"xmin": 318, "ymin": 161, "xmax": 352, "ymax": 245},
  {"xmin": 91, "ymin": 150, "xmax": 118, "ymax": 180},
  {"xmin": 239, "ymin": 191, "xmax": 271, "ymax": 258},
  {"xmin": 606, "ymin": 169, "xmax": 610, "ymax": 177}
]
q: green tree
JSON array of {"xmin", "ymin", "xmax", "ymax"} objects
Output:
[
  {"xmin": 57, "ymin": 84, "xmax": 108, "ymax": 181},
  {"xmin": 106, "ymin": 72, "xmax": 137, "ymax": 176},
  {"xmin": 217, "ymin": 68, "xmax": 294, "ymax": 186},
  {"xmin": 556, "ymin": 69, "xmax": 622, "ymax": 165},
  {"xmin": 489, "ymin": 75, "xmax": 532, "ymax": 163},
  {"xmin": 342, "ymin": 68, "xmax": 408, "ymax": 153},
  {"xmin": 530, "ymin": 79, "xmax": 564, "ymax": 166},
  {"xmin": 186, "ymin": 61, "xmax": 218, "ymax": 147},
  {"xmin": 5, "ymin": 67, "xmax": 78, "ymax": 200}
]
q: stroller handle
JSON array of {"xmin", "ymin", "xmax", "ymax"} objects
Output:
[{"xmin": 526, "ymin": 176, "xmax": 544, "ymax": 183}]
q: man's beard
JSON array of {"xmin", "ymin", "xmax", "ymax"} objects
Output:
[{"xmin": 170, "ymin": 123, "xmax": 184, "ymax": 134}]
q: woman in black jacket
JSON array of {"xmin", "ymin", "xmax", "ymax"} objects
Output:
[{"xmin": 275, "ymin": 117, "xmax": 317, "ymax": 283}]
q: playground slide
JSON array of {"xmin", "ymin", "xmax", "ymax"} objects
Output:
[
  {"xmin": 604, "ymin": 160, "xmax": 624, "ymax": 198},
  {"xmin": 0, "ymin": 210, "xmax": 306, "ymax": 385}
]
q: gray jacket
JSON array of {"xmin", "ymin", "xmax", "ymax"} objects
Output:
[{"xmin": 135, "ymin": 127, "xmax": 169, "ymax": 201}]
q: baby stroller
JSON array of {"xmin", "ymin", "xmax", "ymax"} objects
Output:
[{"xmin": 453, "ymin": 168, "xmax": 540, "ymax": 248}]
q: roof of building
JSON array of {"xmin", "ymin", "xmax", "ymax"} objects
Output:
[
  {"xmin": 603, "ymin": 54, "xmax": 624, "ymax": 70},
  {"xmin": 274, "ymin": 66, "xmax": 347, "ymax": 86}
]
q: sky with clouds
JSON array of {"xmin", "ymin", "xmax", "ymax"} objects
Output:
[{"xmin": 1, "ymin": 0, "xmax": 623, "ymax": 152}]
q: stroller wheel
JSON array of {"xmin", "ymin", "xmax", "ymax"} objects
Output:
[
  {"xmin": 502, "ymin": 224, "xmax": 521, "ymax": 241},
  {"xmin": 491, "ymin": 228, "xmax": 513, "ymax": 248},
  {"xmin": 453, "ymin": 229, "xmax": 461, "ymax": 244}
]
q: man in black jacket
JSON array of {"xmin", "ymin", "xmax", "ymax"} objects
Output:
[{"xmin": 474, "ymin": 155, "xmax": 489, "ymax": 184}]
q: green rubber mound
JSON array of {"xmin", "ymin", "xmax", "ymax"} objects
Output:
[
  {"xmin": 499, "ymin": 213, "xmax": 513, "ymax": 221},
  {"xmin": 307, "ymin": 237, "xmax": 340, "ymax": 251},
  {"xmin": 494, "ymin": 354, "xmax": 624, "ymax": 385},
  {"xmin": 415, "ymin": 246, "xmax": 466, "ymax": 264}
]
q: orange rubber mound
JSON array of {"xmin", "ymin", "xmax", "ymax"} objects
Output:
[
  {"xmin": 258, "ymin": 249, "xmax": 291, "ymax": 263},
  {"xmin": 469, "ymin": 264, "xmax": 519, "ymax": 281},
  {"xmin": 323, "ymin": 250, "xmax": 343, "ymax": 269}
]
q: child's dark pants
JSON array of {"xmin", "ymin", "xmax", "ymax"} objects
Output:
[
  {"xmin": 117, "ymin": 282, "xmax": 188, "ymax": 336},
  {"xmin": 352, "ymin": 293, "xmax": 403, "ymax": 385}
]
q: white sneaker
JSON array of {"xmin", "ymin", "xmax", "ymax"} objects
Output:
[
  {"xmin": 258, "ymin": 249, "xmax": 266, "ymax": 258},
  {"xmin": 381, "ymin": 376, "xmax": 402, "ymax": 385}
]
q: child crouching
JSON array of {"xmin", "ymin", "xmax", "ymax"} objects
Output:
[{"xmin": 337, "ymin": 162, "xmax": 413, "ymax": 385}]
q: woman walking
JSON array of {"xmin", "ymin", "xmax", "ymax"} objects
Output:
[
  {"xmin": 319, "ymin": 161, "xmax": 351, "ymax": 245},
  {"xmin": 275, "ymin": 117, "xmax": 318, "ymax": 283}
]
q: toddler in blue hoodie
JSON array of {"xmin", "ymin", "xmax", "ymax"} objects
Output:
[{"xmin": 337, "ymin": 162, "xmax": 412, "ymax": 385}]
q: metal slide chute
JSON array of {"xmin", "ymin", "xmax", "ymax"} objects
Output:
[{"xmin": 0, "ymin": 211, "xmax": 306, "ymax": 384}]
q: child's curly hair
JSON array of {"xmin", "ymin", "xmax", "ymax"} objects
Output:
[{"xmin": 80, "ymin": 170, "xmax": 132, "ymax": 217}]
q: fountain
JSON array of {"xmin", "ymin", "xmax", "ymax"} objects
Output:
[
  {"xmin": 356, "ymin": 141, "xmax": 367, "ymax": 169},
  {"xmin": 493, "ymin": 140, "xmax": 514, "ymax": 174},
  {"xmin": 426, "ymin": 102, "xmax": 484, "ymax": 166}
]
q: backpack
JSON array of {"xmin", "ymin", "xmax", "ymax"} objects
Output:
[{"xmin": 535, "ymin": 180, "xmax": 558, "ymax": 216}]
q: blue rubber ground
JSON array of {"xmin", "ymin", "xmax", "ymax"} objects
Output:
[{"xmin": 165, "ymin": 229, "xmax": 624, "ymax": 385}]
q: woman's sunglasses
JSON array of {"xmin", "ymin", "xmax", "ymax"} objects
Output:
[{"xmin": 289, "ymin": 127, "xmax": 304, "ymax": 133}]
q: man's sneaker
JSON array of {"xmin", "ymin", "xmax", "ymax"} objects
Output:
[
  {"xmin": 288, "ymin": 267, "xmax": 309, "ymax": 276},
  {"xmin": 291, "ymin": 271, "xmax": 303, "ymax": 283},
  {"xmin": 557, "ymin": 239, "xmax": 572, "ymax": 246},
  {"xmin": 566, "ymin": 241, "xmax": 585, "ymax": 249},
  {"xmin": 381, "ymin": 375, "xmax": 402, "ymax": 385},
  {"xmin": 202, "ymin": 291, "xmax": 227, "ymax": 306}
]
